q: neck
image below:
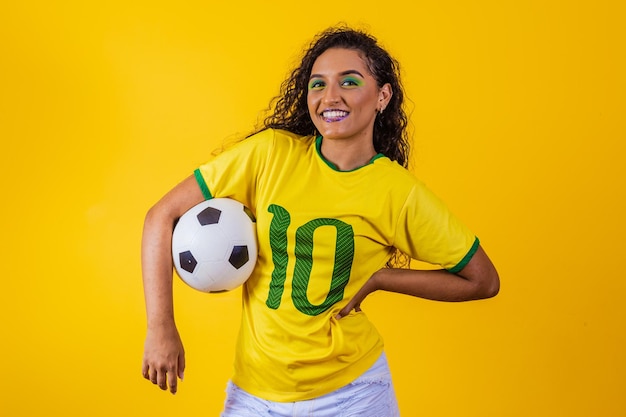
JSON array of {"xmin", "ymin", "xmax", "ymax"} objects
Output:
[{"xmin": 319, "ymin": 137, "xmax": 377, "ymax": 171}]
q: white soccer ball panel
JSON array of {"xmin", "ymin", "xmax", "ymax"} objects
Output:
[
  {"xmin": 171, "ymin": 198, "xmax": 257, "ymax": 293},
  {"xmin": 192, "ymin": 260, "xmax": 244, "ymax": 292},
  {"xmin": 214, "ymin": 205, "xmax": 255, "ymax": 239},
  {"xmin": 189, "ymin": 225, "xmax": 229, "ymax": 262}
]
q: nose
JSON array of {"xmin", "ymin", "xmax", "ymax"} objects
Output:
[{"xmin": 322, "ymin": 83, "xmax": 341, "ymax": 105}]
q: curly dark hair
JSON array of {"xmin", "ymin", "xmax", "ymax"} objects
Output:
[{"xmin": 255, "ymin": 26, "xmax": 411, "ymax": 168}]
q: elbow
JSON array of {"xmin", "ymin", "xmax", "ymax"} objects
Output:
[
  {"xmin": 485, "ymin": 279, "xmax": 500, "ymax": 299},
  {"xmin": 144, "ymin": 204, "xmax": 164, "ymax": 230},
  {"xmin": 460, "ymin": 246, "xmax": 500, "ymax": 300},
  {"xmin": 477, "ymin": 271, "xmax": 500, "ymax": 300},
  {"xmin": 145, "ymin": 201, "xmax": 179, "ymax": 226},
  {"xmin": 143, "ymin": 203, "xmax": 180, "ymax": 240}
]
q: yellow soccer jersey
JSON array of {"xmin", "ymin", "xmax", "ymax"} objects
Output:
[{"xmin": 194, "ymin": 128, "xmax": 479, "ymax": 402}]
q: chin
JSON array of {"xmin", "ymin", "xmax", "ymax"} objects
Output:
[{"xmin": 317, "ymin": 128, "xmax": 349, "ymax": 140}]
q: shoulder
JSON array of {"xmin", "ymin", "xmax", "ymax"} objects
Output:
[
  {"xmin": 245, "ymin": 128, "xmax": 312, "ymax": 148},
  {"xmin": 252, "ymin": 129, "xmax": 316, "ymax": 159},
  {"xmin": 369, "ymin": 158, "xmax": 446, "ymax": 207},
  {"xmin": 371, "ymin": 157, "xmax": 423, "ymax": 188}
]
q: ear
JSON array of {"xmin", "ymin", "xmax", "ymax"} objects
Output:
[{"xmin": 378, "ymin": 83, "xmax": 393, "ymax": 112}]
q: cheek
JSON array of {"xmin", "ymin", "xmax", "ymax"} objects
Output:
[
  {"xmin": 307, "ymin": 94, "xmax": 318, "ymax": 117},
  {"xmin": 306, "ymin": 93, "xmax": 315, "ymax": 109},
  {"xmin": 306, "ymin": 97, "xmax": 324, "ymax": 131}
]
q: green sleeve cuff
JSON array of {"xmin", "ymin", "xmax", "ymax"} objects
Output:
[
  {"xmin": 448, "ymin": 237, "xmax": 480, "ymax": 274},
  {"xmin": 194, "ymin": 168, "xmax": 212, "ymax": 200}
]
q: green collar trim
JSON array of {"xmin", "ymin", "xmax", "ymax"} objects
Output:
[{"xmin": 315, "ymin": 135, "xmax": 385, "ymax": 172}]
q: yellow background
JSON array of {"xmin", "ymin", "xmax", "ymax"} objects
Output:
[{"xmin": 1, "ymin": 1, "xmax": 624, "ymax": 416}]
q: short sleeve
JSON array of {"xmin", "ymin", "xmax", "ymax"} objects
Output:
[
  {"xmin": 394, "ymin": 182, "xmax": 479, "ymax": 273},
  {"xmin": 194, "ymin": 129, "xmax": 274, "ymax": 214}
]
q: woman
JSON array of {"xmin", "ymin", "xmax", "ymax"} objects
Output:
[{"xmin": 141, "ymin": 26, "xmax": 499, "ymax": 416}]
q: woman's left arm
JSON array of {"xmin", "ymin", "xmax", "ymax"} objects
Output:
[{"xmin": 335, "ymin": 245, "xmax": 499, "ymax": 319}]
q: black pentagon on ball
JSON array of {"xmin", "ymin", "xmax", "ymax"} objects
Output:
[
  {"xmin": 179, "ymin": 250, "xmax": 198, "ymax": 273},
  {"xmin": 197, "ymin": 206, "xmax": 221, "ymax": 225},
  {"xmin": 229, "ymin": 245, "xmax": 249, "ymax": 269},
  {"xmin": 242, "ymin": 206, "xmax": 256, "ymax": 222}
]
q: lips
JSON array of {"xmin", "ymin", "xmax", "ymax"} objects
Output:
[{"xmin": 321, "ymin": 109, "xmax": 349, "ymax": 122}]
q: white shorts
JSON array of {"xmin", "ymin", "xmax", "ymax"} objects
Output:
[{"xmin": 220, "ymin": 352, "xmax": 400, "ymax": 417}]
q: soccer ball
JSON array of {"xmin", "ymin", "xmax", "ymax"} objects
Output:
[{"xmin": 171, "ymin": 198, "xmax": 257, "ymax": 292}]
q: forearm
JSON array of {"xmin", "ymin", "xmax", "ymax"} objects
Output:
[
  {"xmin": 374, "ymin": 245, "xmax": 499, "ymax": 302},
  {"xmin": 337, "ymin": 245, "xmax": 499, "ymax": 318},
  {"xmin": 141, "ymin": 206, "xmax": 177, "ymax": 329},
  {"xmin": 373, "ymin": 267, "xmax": 495, "ymax": 302},
  {"xmin": 141, "ymin": 175, "xmax": 205, "ymax": 330}
]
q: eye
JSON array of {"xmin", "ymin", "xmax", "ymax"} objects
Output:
[
  {"xmin": 308, "ymin": 79, "xmax": 325, "ymax": 90},
  {"xmin": 341, "ymin": 77, "xmax": 363, "ymax": 88}
]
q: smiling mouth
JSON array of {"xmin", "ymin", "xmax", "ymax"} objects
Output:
[{"xmin": 321, "ymin": 110, "xmax": 349, "ymax": 122}]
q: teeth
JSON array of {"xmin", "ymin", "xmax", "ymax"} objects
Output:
[{"xmin": 322, "ymin": 110, "xmax": 348, "ymax": 118}]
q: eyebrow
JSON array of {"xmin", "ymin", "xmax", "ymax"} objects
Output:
[{"xmin": 309, "ymin": 70, "xmax": 365, "ymax": 80}]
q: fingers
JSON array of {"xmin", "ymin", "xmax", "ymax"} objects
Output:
[
  {"xmin": 142, "ymin": 328, "xmax": 185, "ymax": 394},
  {"xmin": 335, "ymin": 304, "xmax": 351, "ymax": 320},
  {"xmin": 178, "ymin": 353, "xmax": 186, "ymax": 381},
  {"xmin": 142, "ymin": 360, "xmax": 150, "ymax": 380},
  {"xmin": 167, "ymin": 369, "xmax": 178, "ymax": 394},
  {"xmin": 142, "ymin": 361, "xmax": 183, "ymax": 394},
  {"xmin": 157, "ymin": 367, "xmax": 169, "ymax": 392},
  {"xmin": 336, "ymin": 271, "xmax": 380, "ymax": 319},
  {"xmin": 335, "ymin": 302, "xmax": 361, "ymax": 320}
]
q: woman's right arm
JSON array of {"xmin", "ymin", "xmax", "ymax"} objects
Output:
[{"xmin": 141, "ymin": 175, "xmax": 205, "ymax": 394}]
